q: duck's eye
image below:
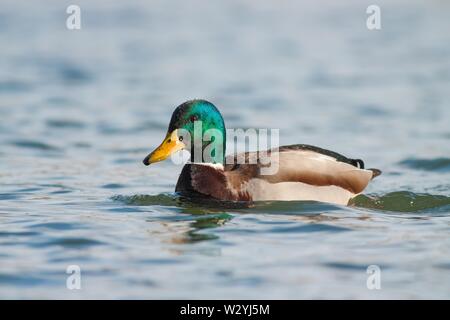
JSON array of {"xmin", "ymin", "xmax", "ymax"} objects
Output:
[
  {"xmin": 179, "ymin": 136, "xmax": 183, "ymax": 142},
  {"xmin": 167, "ymin": 139, "xmax": 171, "ymax": 143},
  {"xmin": 189, "ymin": 115, "xmax": 198, "ymax": 122}
]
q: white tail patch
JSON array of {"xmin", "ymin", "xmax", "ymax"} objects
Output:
[{"xmin": 243, "ymin": 178, "xmax": 356, "ymax": 205}]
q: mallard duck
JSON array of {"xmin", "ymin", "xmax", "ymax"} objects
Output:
[{"xmin": 143, "ymin": 99, "xmax": 381, "ymax": 205}]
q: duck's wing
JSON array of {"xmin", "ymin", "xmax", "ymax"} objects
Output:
[{"xmin": 224, "ymin": 144, "xmax": 381, "ymax": 196}]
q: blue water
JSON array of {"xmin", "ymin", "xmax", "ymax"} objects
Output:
[{"xmin": 1, "ymin": 0, "xmax": 450, "ymax": 299}]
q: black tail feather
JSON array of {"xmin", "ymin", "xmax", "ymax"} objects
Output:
[
  {"xmin": 369, "ymin": 168, "xmax": 382, "ymax": 179},
  {"xmin": 352, "ymin": 159, "xmax": 365, "ymax": 169}
]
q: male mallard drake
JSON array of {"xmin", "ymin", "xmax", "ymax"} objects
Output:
[{"xmin": 143, "ymin": 99, "xmax": 381, "ymax": 205}]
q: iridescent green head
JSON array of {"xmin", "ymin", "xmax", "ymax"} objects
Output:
[{"xmin": 143, "ymin": 99, "xmax": 226, "ymax": 165}]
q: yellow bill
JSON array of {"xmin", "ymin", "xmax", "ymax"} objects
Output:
[{"xmin": 143, "ymin": 130, "xmax": 186, "ymax": 165}]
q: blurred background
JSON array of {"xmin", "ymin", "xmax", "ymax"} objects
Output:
[{"xmin": 0, "ymin": 0, "xmax": 449, "ymax": 299}]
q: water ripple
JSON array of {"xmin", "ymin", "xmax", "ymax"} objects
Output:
[
  {"xmin": 400, "ymin": 158, "xmax": 450, "ymax": 172},
  {"xmin": 350, "ymin": 191, "xmax": 450, "ymax": 213},
  {"xmin": 46, "ymin": 119, "xmax": 85, "ymax": 129},
  {"xmin": 30, "ymin": 237, "xmax": 103, "ymax": 248},
  {"xmin": 9, "ymin": 140, "xmax": 60, "ymax": 151},
  {"xmin": 269, "ymin": 223, "xmax": 350, "ymax": 233}
]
